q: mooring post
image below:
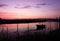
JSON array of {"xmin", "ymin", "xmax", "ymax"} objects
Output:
[
  {"xmin": 50, "ymin": 22, "xmax": 51, "ymax": 32},
  {"xmin": 16, "ymin": 22, "xmax": 20, "ymax": 40},
  {"xmin": 59, "ymin": 17, "xmax": 60, "ymax": 29},
  {"xmin": 28, "ymin": 23, "xmax": 29, "ymax": 32},
  {"xmin": 17, "ymin": 23, "xmax": 18, "ymax": 34},
  {"xmin": 17, "ymin": 18, "xmax": 19, "ymax": 35},
  {"xmin": 2, "ymin": 26, "xmax": 4, "ymax": 34},
  {"xmin": 2, "ymin": 25, "xmax": 5, "ymax": 36},
  {"xmin": 6, "ymin": 26, "xmax": 8, "ymax": 39}
]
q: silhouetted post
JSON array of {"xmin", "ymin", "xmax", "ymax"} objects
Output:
[
  {"xmin": 50, "ymin": 22, "xmax": 51, "ymax": 32},
  {"xmin": 2, "ymin": 26, "xmax": 4, "ymax": 34},
  {"xmin": 16, "ymin": 23, "xmax": 20, "ymax": 40},
  {"xmin": 59, "ymin": 22, "xmax": 60, "ymax": 29},
  {"xmin": 56, "ymin": 17, "xmax": 59, "ymax": 30},
  {"xmin": 6, "ymin": 26, "xmax": 8, "ymax": 39},
  {"xmin": 56, "ymin": 17, "xmax": 59, "ymax": 29},
  {"xmin": 55, "ymin": 21, "xmax": 58, "ymax": 30},
  {"xmin": 17, "ymin": 23, "xmax": 18, "ymax": 33},
  {"xmin": 1, "ymin": 25, "xmax": 5, "ymax": 39},
  {"xmin": 57, "ymin": 22, "xmax": 59, "ymax": 30},
  {"xmin": 44, "ymin": 22, "xmax": 46, "ymax": 33},
  {"xmin": 16, "ymin": 18, "xmax": 19, "ymax": 35},
  {"xmin": 16, "ymin": 18, "xmax": 19, "ymax": 40},
  {"xmin": 59, "ymin": 17, "xmax": 60, "ymax": 29},
  {"xmin": 17, "ymin": 23, "xmax": 19, "ymax": 35},
  {"xmin": 28, "ymin": 23, "xmax": 29, "ymax": 32}
]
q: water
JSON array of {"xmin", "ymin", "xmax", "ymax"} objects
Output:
[{"xmin": 0, "ymin": 22, "xmax": 60, "ymax": 34}]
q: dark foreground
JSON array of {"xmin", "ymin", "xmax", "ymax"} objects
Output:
[{"xmin": 0, "ymin": 29, "xmax": 60, "ymax": 41}]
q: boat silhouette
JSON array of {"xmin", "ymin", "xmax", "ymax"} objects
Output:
[{"xmin": 36, "ymin": 24, "xmax": 46, "ymax": 30}]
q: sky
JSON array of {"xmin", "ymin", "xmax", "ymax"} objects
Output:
[{"xmin": 0, "ymin": 0, "xmax": 60, "ymax": 19}]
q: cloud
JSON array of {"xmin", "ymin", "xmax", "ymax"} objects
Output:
[
  {"xmin": 35, "ymin": 6, "xmax": 41, "ymax": 8},
  {"xmin": 14, "ymin": 5, "xmax": 31, "ymax": 9},
  {"xmin": 14, "ymin": 6, "xmax": 21, "ymax": 9},
  {"xmin": 14, "ymin": 3, "xmax": 47, "ymax": 9},
  {"xmin": 14, "ymin": 7, "xmax": 18, "ymax": 8},
  {"xmin": 35, "ymin": 3, "xmax": 47, "ymax": 8},
  {"xmin": 22, "ymin": 5, "xmax": 31, "ymax": 8},
  {"xmin": 0, "ymin": 4, "xmax": 8, "ymax": 7},
  {"xmin": 36, "ymin": 3, "xmax": 47, "ymax": 6}
]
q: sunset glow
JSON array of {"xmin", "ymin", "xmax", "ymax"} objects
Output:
[{"xmin": 0, "ymin": 0, "xmax": 60, "ymax": 19}]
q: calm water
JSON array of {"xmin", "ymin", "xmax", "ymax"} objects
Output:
[{"xmin": 0, "ymin": 22, "xmax": 60, "ymax": 33}]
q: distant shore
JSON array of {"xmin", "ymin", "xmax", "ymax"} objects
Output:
[{"xmin": 0, "ymin": 18, "xmax": 60, "ymax": 24}]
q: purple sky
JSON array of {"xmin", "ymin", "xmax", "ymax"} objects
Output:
[{"xmin": 0, "ymin": 0, "xmax": 60, "ymax": 19}]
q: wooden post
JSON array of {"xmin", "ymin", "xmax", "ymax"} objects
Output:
[
  {"xmin": 1, "ymin": 25, "xmax": 5, "ymax": 39},
  {"xmin": 59, "ymin": 17, "xmax": 60, "ymax": 29},
  {"xmin": 56, "ymin": 17, "xmax": 58, "ymax": 29},
  {"xmin": 6, "ymin": 26, "xmax": 8, "ymax": 39},
  {"xmin": 16, "ymin": 23, "xmax": 20, "ymax": 40},
  {"xmin": 2, "ymin": 26, "xmax": 4, "ymax": 34},
  {"xmin": 28, "ymin": 23, "xmax": 29, "ymax": 32},
  {"xmin": 59, "ymin": 22, "xmax": 60, "ymax": 29},
  {"xmin": 16, "ymin": 18, "xmax": 20, "ymax": 40},
  {"xmin": 50, "ymin": 22, "xmax": 51, "ymax": 32},
  {"xmin": 17, "ymin": 18, "xmax": 19, "ymax": 35},
  {"xmin": 17, "ymin": 23, "xmax": 18, "ymax": 33}
]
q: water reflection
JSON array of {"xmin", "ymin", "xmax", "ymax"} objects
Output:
[{"xmin": 0, "ymin": 22, "xmax": 60, "ymax": 33}]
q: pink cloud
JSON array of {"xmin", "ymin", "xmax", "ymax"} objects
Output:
[{"xmin": 0, "ymin": 4, "xmax": 8, "ymax": 7}]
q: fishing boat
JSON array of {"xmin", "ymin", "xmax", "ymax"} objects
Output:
[{"xmin": 36, "ymin": 24, "xmax": 45, "ymax": 30}]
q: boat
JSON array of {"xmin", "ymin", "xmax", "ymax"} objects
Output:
[{"xmin": 36, "ymin": 24, "xmax": 46, "ymax": 30}]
